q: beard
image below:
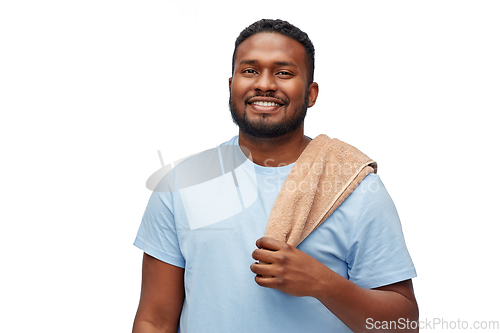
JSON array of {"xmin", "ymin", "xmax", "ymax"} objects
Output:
[{"xmin": 229, "ymin": 92, "xmax": 309, "ymax": 139}]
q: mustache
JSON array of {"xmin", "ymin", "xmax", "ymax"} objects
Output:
[{"xmin": 244, "ymin": 93, "xmax": 288, "ymax": 105}]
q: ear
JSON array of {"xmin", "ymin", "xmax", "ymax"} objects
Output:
[
  {"xmin": 229, "ymin": 77, "xmax": 232, "ymax": 91},
  {"xmin": 307, "ymin": 82, "xmax": 319, "ymax": 107}
]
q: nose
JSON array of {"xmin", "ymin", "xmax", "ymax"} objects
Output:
[{"xmin": 253, "ymin": 70, "xmax": 277, "ymax": 92}]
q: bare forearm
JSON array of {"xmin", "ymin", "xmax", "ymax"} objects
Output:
[
  {"xmin": 132, "ymin": 318, "xmax": 178, "ymax": 333},
  {"xmin": 132, "ymin": 320, "xmax": 164, "ymax": 333},
  {"xmin": 133, "ymin": 254, "xmax": 184, "ymax": 333},
  {"xmin": 313, "ymin": 269, "xmax": 418, "ymax": 333},
  {"xmin": 132, "ymin": 305, "xmax": 181, "ymax": 333}
]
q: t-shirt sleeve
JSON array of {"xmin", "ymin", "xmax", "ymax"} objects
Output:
[
  {"xmin": 134, "ymin": 190, "xmax": 186, "ymax": 268},
  {"xmin": 346, "ymin": 175, "xmax": 416, "ymax": 289}
]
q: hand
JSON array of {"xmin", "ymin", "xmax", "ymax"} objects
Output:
[{"xmin": 250, "ymin": 237, "xmax": 332, "ymax": 298}]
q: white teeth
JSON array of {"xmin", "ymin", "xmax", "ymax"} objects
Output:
[{"xmin": 252, "ymin": 101, "xmax": 280, "ymax": 107}]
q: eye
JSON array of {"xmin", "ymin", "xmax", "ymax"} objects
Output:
[
  {"xmin": 276, "ymin": 71, "xmax": 293, "ymax": 77},
  {"xmin": 242, "ymin": 69, "xmax": 258, "ymax": 74}
]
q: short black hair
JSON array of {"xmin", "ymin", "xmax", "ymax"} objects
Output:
[{"xmin": 232, "ymin": 19, "xmax": 315, "ymax": 85}]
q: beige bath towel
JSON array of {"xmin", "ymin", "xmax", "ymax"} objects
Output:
[{"xmin": 264, "ymin": 134, "xmax": 377, "ymax": 247}]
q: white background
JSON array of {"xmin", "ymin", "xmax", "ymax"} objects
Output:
[{"xmin": 1, "ymin": 0, "xmax": 499, "ymax": 331}]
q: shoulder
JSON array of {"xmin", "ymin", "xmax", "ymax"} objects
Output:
[
  {"xmin": 338, "ymin": 173, "xmax": 387, "ymax": 212},
  {"xmin": 353, "ymin": 173, "xmax": 383, "ymax": 195},
  {"xmin": 334, "ymin": 173, "xmax": 401, "ymax": 240},
  {"xmin": 346, "ymin": 173, "xmax": 405, "ymax": 245},
  {"xmin": 355, "ymin": 174, "xmax": 397, "ymax": 214}
]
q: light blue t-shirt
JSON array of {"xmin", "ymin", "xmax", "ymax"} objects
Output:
[{"xmin": 134, "ymin": 136, "xmax": 416, "ymax": 333}]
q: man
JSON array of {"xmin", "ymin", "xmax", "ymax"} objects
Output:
[{"xmin": 133, "ymin": 19, "xmax": 418, "ymax": 333}]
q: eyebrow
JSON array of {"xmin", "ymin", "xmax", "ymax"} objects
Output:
[
  {"xmin": 275, "ymin": 61, "xmax": 297, "ymax": 67},
  {"xmin": 239, "ymin": 60, "xmax": 298, "ymax": 67}
]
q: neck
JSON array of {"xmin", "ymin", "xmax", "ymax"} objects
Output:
[{"xmin": 238, "ymin": 127, "xmax": 311, "ymax": 167}]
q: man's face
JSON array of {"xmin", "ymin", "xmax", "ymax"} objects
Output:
[{"xmin": 229, "ymin": 32, "xmax": 318, "ymax": 139}]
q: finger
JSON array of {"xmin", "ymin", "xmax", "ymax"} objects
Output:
[
  {"xmin": 250, "ymin": 262, "xmax": 275, "ymax": 278},
  {"xmin": 251, "ymin": 248, "xmax": 277, "ymax": 263},
  {"xmin": 256, "ymin": 237, "xmax": 285, "ymax": 251},
  {"xmin": 255, "ymin": 275, "xmax": 278, "ymax": 288}
]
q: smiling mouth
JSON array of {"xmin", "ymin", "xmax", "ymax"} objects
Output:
[
  {"xmin": 247, "ymin": 100, "xmax": 285, "ymax": 114},
  {"xmin": 243, "ymin": 95, "xmax": 288, "ymax": 114},
  {"xmin": 250, "ymin": 101, "xmax": 283, "ymax": 107},
  {"xmin": 245, "ymin": 94, "xmax": 287, "ymax": 107}
]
